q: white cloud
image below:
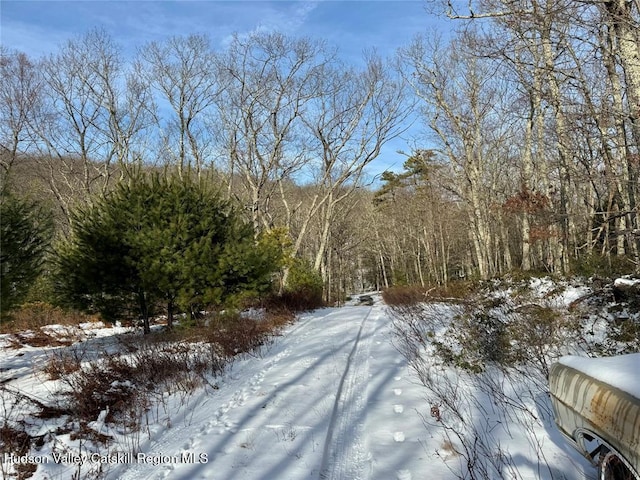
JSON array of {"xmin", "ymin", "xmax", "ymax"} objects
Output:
[{"xmin": 218, "ymin": 1, "xmax": 320, "ymax": 47}]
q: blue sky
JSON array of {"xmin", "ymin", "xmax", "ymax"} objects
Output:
[{"xmin": 1, "ymin": 0, "xmax": 446, "ymax": 176}]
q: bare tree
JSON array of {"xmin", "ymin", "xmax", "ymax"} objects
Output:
[
  {"xmin": 0, "ymin": 48, "xmax": 43, "ymax": 193},
  {"xmin": 138, "ymin": 34, "xmax": 218, "ymax": 179},
  {"xmin": 33, "ymin": 29, "xmax": 153, "ymax": 220},
  {"xmin": 373, "ymin": 151, "xmax": 467, "ymax": 286},
  {"xmin": 426, "ymin": 0, "xmax": 639, "ymax": 272},
  {"xmin": 595, "ymin": 0, "xmax": 640, "ymax": 263},
  {"xmin": 401, "ymin": 33, "xmax": 514, "ymax": 279},
  {"xmin": 214, "ymin": 32, "xmax": 331, "ymax": 234},
  {"xmin": 597, "ymin": 0, "xmax": 640, "ymax": 141},
  {"xmin": 297, "ymin": 54, "xmax": 411, "ymax": 284}
]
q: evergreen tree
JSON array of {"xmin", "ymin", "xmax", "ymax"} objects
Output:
[
  {"xmin": 0, "ymin": 193, "xmax": 53, "ymax": 319},
  {"xmin": 54, "ymin": 174, "xmax": 280, "ymax": 333},
  {"xmin": 54, "ymin": 192, "xmax": 145, "ymax": 324}
]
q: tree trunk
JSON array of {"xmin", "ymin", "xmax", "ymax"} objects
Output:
[
  {"xmin": 167, "ymin": 300, "xmax": 174, "ymax": 329},
  {"xmin": 138, "ymin": 289, "xmax": 150, "ymax": 335}
]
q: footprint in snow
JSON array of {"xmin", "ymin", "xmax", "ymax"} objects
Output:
[
  {"xmin": 393, "ymin": 431, "xmax": 405, "ymax": 442},
  {"xmin": 393, "ymin": 404, "xmax": 404, "ymax": 413},
  {"xmin": 393, "ymin": 388, "xmax": 402, "ymax": 396},
  {"xmin": 397, "ymin": 470, "xmax": 412, "ymax": 480},
  {"xmin": 159, "ymin": 464, "xmax": 175, "ymax": 477}
]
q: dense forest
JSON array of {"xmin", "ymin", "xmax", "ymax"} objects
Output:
[{"xmin": 1, "ymin": 0, "xmax": 639, "ymax": 315}]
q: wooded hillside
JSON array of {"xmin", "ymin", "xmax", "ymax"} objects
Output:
[{"xmin": 2, "ymin": 1, "xmax": 638, "ymax": 308}]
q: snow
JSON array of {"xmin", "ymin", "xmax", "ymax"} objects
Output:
[
  {"xmin": 559, "ymin": 353, "xmax": 640, "ymax": 399},
  {"xmin": 614, "ymin": 276, "xmax": 640, "ymax": 288},
  {"xmin": 1, "ymin": 302, "xmax": 436, "ymax": 480},
  {"xmin": 560, "ymin": 284, "xmax": 592, "ymax": 305},
  {"xmin": 2, "ymin": 281, "xmax": 635, "ymax": 480}
]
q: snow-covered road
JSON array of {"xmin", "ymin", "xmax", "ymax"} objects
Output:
[
  {"xmin": 4, "ymin": 284, "xmax": 604, "ymax": 480},
  {"xmin": 110, "ymin": 303, "xmax": 436, "ymax": 480}
]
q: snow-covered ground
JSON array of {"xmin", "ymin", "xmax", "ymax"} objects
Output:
[
  {"xmin": 1, "ymin": 300, "xmax": 439, "ymax": 480},
  {"xmin": 2, "ymin": 277, "xmax": 636, "ymax": 480},
  {"xmin": 107, "ymin": 304, "xmax": 436, "ymax": 480}
]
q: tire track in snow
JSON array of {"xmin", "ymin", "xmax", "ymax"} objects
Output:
[
  {"xmin": 111, "ymin": 310, "xmax": 330, "ymax": 480},
  {"xmin": 320, "ymin": 307, "xmax": 374, "ymax": 480}
]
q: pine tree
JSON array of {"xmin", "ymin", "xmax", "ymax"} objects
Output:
[
  {"xmin": 54, "ymin": 173, "xmax": 281, "ymax": 332},
  {"xmin": 0, "ymin": 193, "xmax": 53, "ymax": 319}
]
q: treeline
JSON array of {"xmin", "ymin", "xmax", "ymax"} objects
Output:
[
  {"xmin": 0, "ymin": 29, "xmax": 409, "ymax": 316},
  {"xmin": 1, "ymin": 0, "xmax": 639, "ymax": 321},
  {"xmin": 373, "ymin": 0, "xmax": 640, "ymax": 285}
]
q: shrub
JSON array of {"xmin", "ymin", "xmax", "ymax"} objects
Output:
[
  {"xmin": 277, "ymin": 259, "xmax": 324, "ymax": 311},
  {"xmin": 431, "ymin": 281, "xmax": 477, "ymax": 299},
  {"xmin": 413, "ymin": 292, "xmax": 581, "ymax": 374},
  {"xmin": 607, "ymin": 318, "xmax": 640, "ymax": 353},
  {"xmin": 43, "ymin": 348, "xmax": 84, "ymax": 380},
  {"xmin": 0, "ymin": 302, "xmax": 99, "ymax": 334},
  {"xmin": 0, "ymin": 386, "xmax": 43, "ymax": 479},
  {"xmin": 45, "ymin": 306, "xmax": 292, "ymax": 431},
  {"xmin": 56, "ymin": 341, "xmax": 212, "ymax": 425},
  {"xmin": 571, "ymin": 253, "xmax": 634, "ymax": 277},
  {"xmin": 382, "ymin": 285, "xmax": 425, "ymax": 306},
  {"xmin": 0, "ymin": 424, "xmax": 36, "ymax": 479},
  {"xmin": 382, "ymin": 281, "xmax": 475, "ymax": 306},
  {"xmin": 452, "ymin": 308, "xmax": 512, "ymax": 367}
]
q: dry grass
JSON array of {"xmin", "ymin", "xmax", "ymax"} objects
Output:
[
  {"xmin": 39, "ymin": 306, "xmax": 296, "ymax": 433},
  {"xmin": 0, "ymin": 302, "xmax": 101, "ymax": 334}
]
